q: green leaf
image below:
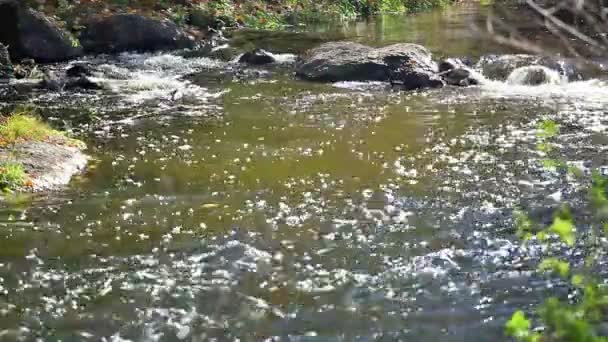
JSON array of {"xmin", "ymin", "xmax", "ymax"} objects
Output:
[
  {"xmin": 538, "ymin": 120, "xmax": 559, "ymax": 139},
  {"xmin": 539, "ymin": 258, "xmax": 570, "ymax": 278},
  {"xmin": 515, "ymin": 210, "xmax": 534, "ymax": 241},
  {"xmin": 550, "ymin": 217, "xmax": 575, "ymax": 246},
  {"xmin": 542, "ymin": 158, "xmax": 561, "ymax": 170},
  {"xmin": 572, "ymin": 274, "xmax": 585, "ymax": 287},
  {"xmin": 537, "ymin": 142, "xmax": 552, "ymax": 153},
  {"xmin": 506, "ymin": 310, "xmax": 532, "ymax": 339}
]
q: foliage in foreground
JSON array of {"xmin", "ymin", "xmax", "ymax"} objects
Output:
[{"xmin": 506, "ymin": 120, "xmax": 608, "ymax": 342}]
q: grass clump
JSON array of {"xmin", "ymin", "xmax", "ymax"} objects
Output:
[
  {"xmin": 0, "ymin": 112, "xmax": 84, "ymax": 148},
  {"xmin": 0, "ymin": 113, "xmax": 63, "ymax": 146},
  {"xmin": 0, "ymin": 162, "xmax": 27, "ymax": 191}
]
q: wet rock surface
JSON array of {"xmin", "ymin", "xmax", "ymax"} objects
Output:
[
  {"xmin": 0, "ymin": 0, "xmax": 82, "ymax": 62},
  {"xmin": 296, "ymin": 41, "xmax": 439, "ymax": 89},
  {"xmin": 438, "ymin": 58, "xmax": 481, "ymax": 86},
  {"xmin": 0, "ymin": 140, "xmax": 87, "ymax": 191},
  {"xmin": 79, "ymin": 14, "xmax": 196, "ymax": 54}
]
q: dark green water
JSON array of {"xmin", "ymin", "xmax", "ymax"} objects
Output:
[{"xmin": 1, "ymin": 4, "xmax": 608, "ymax": 341}]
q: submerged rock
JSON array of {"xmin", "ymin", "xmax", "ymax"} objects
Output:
[
  {"xmin": 476, "ymin": 54, "xmax": 592, "ymax": 81},
  {"xmin": 296, "ymin": 41, "xmax": 441, "ymax": 89},
  {"xmin": 506, "ymin": 65, "xmax": 565, "ymax": 85},
  {"xmin": 79, "ymin": 14, "xmax": 196, "ymax": 54},
  {"xmin": 239, "ymin": 49, "xmax": 276, "ymax": 65},
  {"xmin": 39, "ymin": 69, "xmax": 102, "ymax": 91},
  {"xmin": 0, "ymin": 0, "xmax": 82, "ymax": 62},
  {"xmin": 0, "ymin": 140, "xmax": 87, "ymax": 191},
  {"xmin": 65, "ymin": 76, "xmax": 103, "ymax": 90}
]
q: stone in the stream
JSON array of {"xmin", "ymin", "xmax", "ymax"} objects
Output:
[
  {"xmin": 238, "ymin": 49, "xmax": 276, "ymax": 65},
  {"xmin": 442, "ymin": 68, "xmax": 480, "ymax": 86},
  {"xmin": 0, "ymin": 0, "xmax": 82, "ymax": 62},
  {"xmin": 296, "ymin": 41, "xmax": 441, "ymax": 90},
  {"xmin": 438, "ymin": 58, "xmax": 469, "ymax": 73},
  {"xmin": 438, "ymin": 58, "xmax": 481, "ymax": 86},
  {"xmin": 79, "ymin": 14, "xmax": 196, "ymax": 54},
  {"xmin": 66, "ymin": 64, "xmax": 93, "ymax": 78},
  {"xmin": 0, "ymin": 140, "xmax": 87, "ymax": 191}
]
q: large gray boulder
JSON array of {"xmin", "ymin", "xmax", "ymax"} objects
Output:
[
  {"xmin": 0, "ymin": 0, "xmax": 82, "ymax": 62},
  {"xmin": 296, "ymin": 41, "xmax": 443, "ymax": 90},
  {"xmin": 79, "ymin": 14, "xmax": 196, "ymax": 54}
]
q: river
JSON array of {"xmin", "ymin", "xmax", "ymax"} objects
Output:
[{"xmin": 1, "ymin": 3, "xmax": 608, "ymax": 341}]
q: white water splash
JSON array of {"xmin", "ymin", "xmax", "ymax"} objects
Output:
[{"xmin": 87, "ymin": 52, "xmax": 228, "ymax": 107}]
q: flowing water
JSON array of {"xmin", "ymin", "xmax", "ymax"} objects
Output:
[{"xmin": 2, "ymin": 4, "xmax": 608, "ymax": 341}]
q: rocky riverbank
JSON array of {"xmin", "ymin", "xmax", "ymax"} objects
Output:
[{"xmin": 0, "ymin": 114, "xmax": 87, "ymax": 194}]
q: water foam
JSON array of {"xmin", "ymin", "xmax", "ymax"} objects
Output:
[{"xmin": 506, "ymin": 65, "xmax": 566, "ymax": 86}]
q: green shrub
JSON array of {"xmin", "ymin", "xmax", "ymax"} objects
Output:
[
  {"xmin": 0, "ymin": 112, "xmax": 85, "ymax": 149},
  {"xmin": 0, "ymin": 162, "xmax": 26, "ymax": 191},
  {"xmin": 0, "ymin": 113, "xmax": 63, "ymax": 145},
  {"xmin": 506, "ymin": 120, "xmax": 608, "ymax": 342}
]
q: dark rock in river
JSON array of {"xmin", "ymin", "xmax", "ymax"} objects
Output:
[
  {"xmin": 239, "ymin": 49, "xmax": 276, "ymax": 65},
  {"xmin": 0, "ymin": 0, "xmax": 82, "ymax": 62},
  {"xmin": 0, "ymin": 140, "xmax": 87, "ymax": 191},
  {"xmin": 208, "ymin": 47, "xmax": 241, "ymax": 61},
  {"xmin": 438, "ymin": 58, "xmax": 481, "ymax": 86},
  {"xmin": 296, "ymin": 41, "xmax": 441, "ymax": 89},
  {"xmin": 442, "ymin": 68, "xmax": 480, "ymax": 86},
  {"xmin": 79, "ymin": 14, "xmax": 196, "ymax": 54},
  {"xmin": 438, "ymin": 58, "xmax": 469, "ymax": 73},
  {"xmin": 65, "ymin": 76, "xmax": 103, "ymax": 90},
  {"xmin": 66, "ymin": 64, "xmax": 93, "ymax": 78}
]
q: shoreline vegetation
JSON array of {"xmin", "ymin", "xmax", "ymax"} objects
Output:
[{"xmin": 26, "ymin": 0, "xmax": 454, "ymax": 32}]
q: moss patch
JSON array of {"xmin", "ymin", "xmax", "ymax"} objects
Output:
[{"xmin": 0, "ymin": 113, "xmax": 61, "ymax": 145}]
